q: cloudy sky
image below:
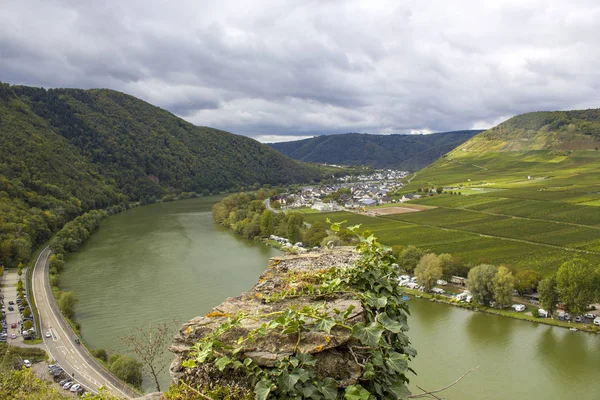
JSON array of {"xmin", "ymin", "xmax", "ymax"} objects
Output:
[{"xmin": 2, "ymin": 0, "xmax": 600, "ymax": 142}]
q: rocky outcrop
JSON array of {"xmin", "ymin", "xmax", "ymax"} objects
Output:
[{"xmin": 169, "ymin": 248, "xmax": 362, "ymax": 390}]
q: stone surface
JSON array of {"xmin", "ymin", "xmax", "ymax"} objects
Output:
[{"xmin": 169, "ymin": 248, "xmax": 363, "ymax": 388}]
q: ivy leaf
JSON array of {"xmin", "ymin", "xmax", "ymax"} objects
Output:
[
  {"xmin": 296, "ymin": 353, "xmax": 317, "ymax": 367},
  {"xmin": 298, "ymin": 382, "xmax": 319, "ymax": 398},
  {"xmin": 277, "ymin": 370, "xmax": 300, "ymax": 393},
  {"xmin": 314, "ymin": 317, "xmax": 336, "ymax": 334},
  {"xmin": 344, "ymin": 384, "xmax": 371, "ymax": 400},
  {"xmin": 362, "ymin": 362, "xmax": 375, "ymax": 379},
  {"xmin": 214, "ymin": 356, "xmax": 231, "ymax": 372},
  {"xmin": 365, "ymin": 295, "xmax": 387, "ymax": 309},
  {"xmin": 318, "ymin": 377, "xmax": 339, "ymax": 400},
  {"xmin": 385, "ymin": 352, "xmax": 409, "ymax": 374},
  {"xmin": 254, "ymin": 380, "xmax": 273, "ymax": 400},
  {"xmin": 352, "ymin": 322, "xmax": 384, "ymax": 347},
  {"xmin": 181, "ymin": 359, "xmax": 196, "ymax": 369},
  {"xmin": 377, "ymin": 312, "xmax": 405, "ymax": 333},
  {"xmin": 388, "ymin": 381, "xmax": 411, "ymax": 400}
]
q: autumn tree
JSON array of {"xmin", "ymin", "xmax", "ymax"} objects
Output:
[
  {"xmin": 415, "ymin": 253, "xmax": 443, "ymax": 291},
  {"xmin": 493, "ymin": 266, "xmax": 515, "ymax": 308},
  {"xmin": 121, "ymin": 321, "xmax": 177, "ymax": 391},
  {"xmin": 538, "ymin": 275, "xmax": 559, "ymax": 317},
  {"xmin": 556, "ymin": 259, "xmax": 599, "ymax": 316},
  {"xmin": 467, "ymin": 264, "xmax": 498, "ymax": 305}
]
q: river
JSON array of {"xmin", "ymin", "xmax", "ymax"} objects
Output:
[{"xmin": 60, "ymin": 197, "xmax": 600, "ymax": 398}]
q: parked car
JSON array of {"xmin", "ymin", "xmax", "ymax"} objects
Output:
[
  {"xmin": 8, "ymin": 301, "xmax": 14, "ymax": 305},
  {"xmin": 574, "ymin": 316, "xmax": 583, "ymax": 323},
  {"xmin": 77, "ymin": 387, "xmax": 85, "ymax": 395},
  {"xmin": 436, "ymin": 279, "xmax": 448, "ymax": 286},
  {"xmin": 62, "ymin": 381, "xmax": 74, "ymax": 390},
  {"xmin": 45, "ymin": 332, "xmax": 51, "ymax": 338},
  {"xmin": 594, "ymin": 317, "xmax": 600, "ymax": 326},
  {"xmin": 70, "ymin": 384, "xmax": 81, "ymax": 392},
  {"xmin": 431, "ymin": 287, "xmax": 445, "ymax": 294},
  {"xmin": 512, "ymin": 304, "xmax": 526, "ymax": 312},
  {"xmin": 584, "ymin": 313, "xmax": 595, "ymax": 319},
  {"xmin": 23, "ymin": 360, "xmax": 31, "ymax": 368},
  {"xmin": 538, "ymin": 309, "xmax": 549, "ymax": 318},
  {"xmin": 7, "ymin": 306, "xmax": 13, "ymax": 311},
  {"xmin": 59, "ymin": 378, "xmax": 70, "ymax": 386},
  {"xmin": 10, "ymin": 333, "xmax": 16, "ymax": 339},
  {"xmin": 11, "ymin": 323, "xmax": 16, "ymax": 329}
]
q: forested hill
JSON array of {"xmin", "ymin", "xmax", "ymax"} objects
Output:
[
  {"xmin": 268, "ymin": 130, "xmax": 482, "ymax": 170},
  {"xmin": 0, "ymin": 83, "xmax": 337, "ymax": 269}
]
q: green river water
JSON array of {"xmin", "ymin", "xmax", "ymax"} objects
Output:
[{"xmin": 60, "ymin": 197, "xmax": 600, "ymax": 398}]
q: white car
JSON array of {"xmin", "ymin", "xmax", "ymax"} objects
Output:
[
  {"xmin": 584, "ymin": 313, "xmax": 595, "ymax": 319},
  {"xmin": 70, "ymin": 384, "xmax": 81, "ymax": 392},
  {"xmin": 62, "ymin": 381, "xmax": 74, "ymax": 390},
  {"xmin": 431, "ymin": 287, "xmax": 445, "ymax": 294},
  {"xmin": 512, "ymin": 304, "xmax": 526, "ymax": 312},
  {"xmin": 45, "ymin": 332, "xmax": 51, "ymax": 338},
  {"xmin": 436, "ymin": 279, "xmax": 448, "ymax": 286},
  {"xmin": 23, "ymin": 360, "xmax": 31, "ymax": 368},
  {"xmin": 594, "ymin": 317, "xmax": 600, "ymax": 326}
]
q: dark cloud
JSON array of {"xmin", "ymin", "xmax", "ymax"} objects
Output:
[{"xmin": 1, "ymin": 0, "xmax": 600, "ymax": 142}]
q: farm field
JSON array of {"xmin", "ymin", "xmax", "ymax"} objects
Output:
[{"xmin": 304, "ymin": 206, "xmax": 600, "ymax": 276}]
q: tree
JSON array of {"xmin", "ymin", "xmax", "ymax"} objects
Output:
[
  {"xmin": 286, "ymin": 213, "xmax": 303, "ymax": 244},
  {"xmin": 121, "ymin": 322, "xmax": 176, "ymax": 391},
  {"xmin": 93, "ymin": 348, "xmax": 109, "ymax": 362},
  {"xmin": 467, "ymin": 264, "xmax": 498, "ymax": 305},
  {"xmin": 556, "ymin": 259, "xmax": 599, "ymax": 316},
  {"xmin": 260, "ymin": 209, "xmax": 274, "ymax": 237},
  {"xmin": 438, "ymin": 253, "xmax": 457, "ymax": 279},
  {"xmin": 58, "ymin": 291, "xmax": 78, "ymax": 320},
  {"xmin": 514, "ymin": 270, "xmax": 541, "ymax": 295},
  {"xmin": 415, "ymin": 253, "xmax": 443, "ymax": 291},
  {"xmin": 22, "ymin": 307, "xmax": 31, "ymax": 319},
  {"xmin": 538, "ymin": 275, "xmax": 559, "ymax": 317},
  {"xmin": 397, "ymin": 245, "xmax": 425, "ymax": 274},
  {"xmin": 108, "ymin": 354, "xmax": 142, "ymax": 388},
  {"xmin": 302, "ymin": 222, "xmax": 328, "ymax": 247},
  {"xmin": 493, "ymin": 266, "xmax": 515, "ymax": 308},
  {"xmin": 23, "ymin": 320, "xmax": 33, "ymax": 330}
]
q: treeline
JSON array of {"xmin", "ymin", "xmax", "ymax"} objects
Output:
[{"xmin": 213, "ymin": 192, "xmax": 354, "ymax": 248}]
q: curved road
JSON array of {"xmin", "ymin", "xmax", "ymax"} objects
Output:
[{"xmin": 32, "ymin": 247, "xmax": 139, "ymax": 399}]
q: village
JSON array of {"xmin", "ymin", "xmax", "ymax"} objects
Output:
[{"xmin": 277, "ymin": 169, "xmax": 413, "ymax": 211}]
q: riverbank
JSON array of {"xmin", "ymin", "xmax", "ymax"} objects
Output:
[{"xmin": 402, "ymin": 288, "xmax": 600, "ymax": 334}]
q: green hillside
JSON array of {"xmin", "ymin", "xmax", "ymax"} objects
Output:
[
  {"xmin": 269, "ymin": 130, "xmax": 481, "ymax": 170},
  {"xmin": 0, "ymin": 83, "xmax": 339, "ymax": 269},
  {"xmin": 300, "ymin": 110, "xmax": 600, "ymax": 275}
]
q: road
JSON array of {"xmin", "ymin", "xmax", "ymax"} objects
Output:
[
  {"xmin": 264, "ymin": 198, "xmax": 282, "ymax": 213},
  {"xmin": 32, "ymin": 246, "xmax": 139, "ymax": 399}
]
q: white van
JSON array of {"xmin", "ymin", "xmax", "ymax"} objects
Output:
[
  {"xmin": 512, "ymin": 304, "xmax": 526, "ymax": 312},
  {"xmin": 594, "ymin": 317, "xmax": 600, "ymax": 326},
  {"xmin": 538, "ymin": 309, "xmax": 549, "ymax": 318}
]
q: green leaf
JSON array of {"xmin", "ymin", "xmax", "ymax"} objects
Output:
[
  {"xmin": 254, "ymin": 380, "xmax": 272, "ymax": 400},
  {"xmin": 344, "ymin": 384, "xmax": 371, "ymax": 400},
  {"xmin": 214, "ymin": 356, "xmax": 232, "ymax": 372},
  {"xmin": 377, "ymin": 312, "xmax": 405, "ymax": 333},
  {"xmin": 277, "ymin": 370, "xmax": 300, "ymax": 392},
  {"xmin": 352, "ymin": 322, "xmax": 385, "ymax": 347},
  {"xmin": 388, "ymin": 381, "xmax": 411, "ymax": 400},
  {"xmin": 385, "ymin": 352, "xmax": 409, "ymax": 374},
  {"xmin": 298, "ymin": 382, "xmax": 319, "ymax": 398},
  {"xmin": 362, "ymin": 362, "xmax": 375, "ymax": 379},
  {"xmin": 181, "ymin": 359, "xmax": 196, "ymax": 368},
  {"xmin": 296, "ymin": 353, "xmax": 317, "ymax": 367},
  {"xmin": 314, "ymin": 317, "xmax": 336, "ymax": 334},
  {"xmin": 318, "ymin": 377, "xmax": 339, "ymax": 400}
]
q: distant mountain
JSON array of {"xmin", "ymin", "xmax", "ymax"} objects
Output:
[
  {"xmin": 0, "ymin": 83, "xmax": 338, "ymax": 268},
  {"xmin": 268, "ymin": 131, "xmax": 482, "ymax": 170}
]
